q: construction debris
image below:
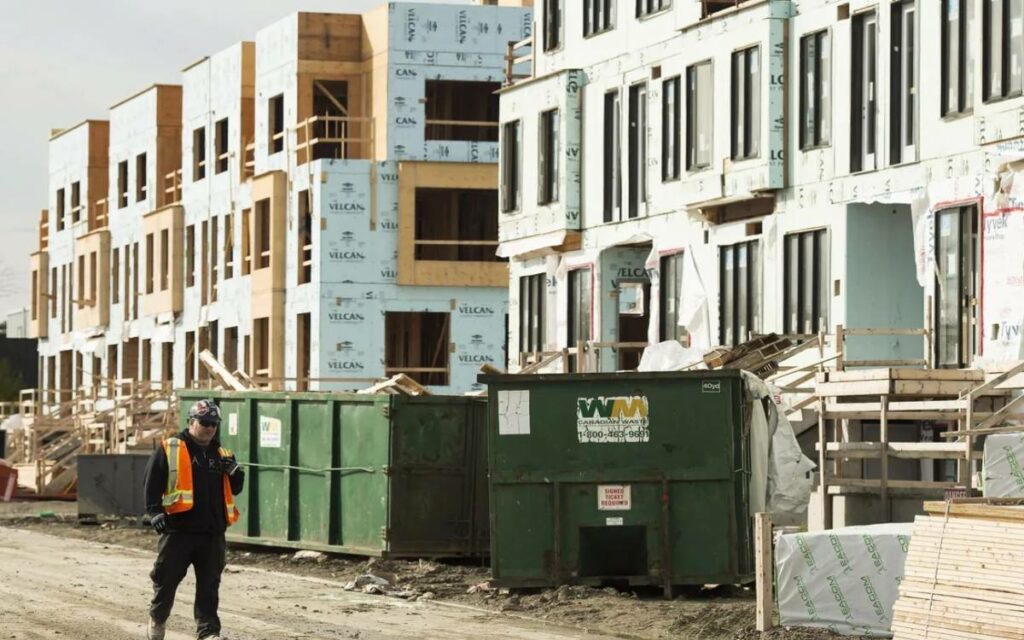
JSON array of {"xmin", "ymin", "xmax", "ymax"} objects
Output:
[
  {"xmin": 198, "ymin": 349, "xmax": 252, "ymax": 391},
  {"xmin": 703, "ymin": 334, "xmax": 794, "ymax": 378},
  {"xmin": 357, "ymin": 374, "xmax": 431, "ymax": 396},
  {"xmin": 892, "ymin": 500, "xmax": 1024, "ymax": 640}
]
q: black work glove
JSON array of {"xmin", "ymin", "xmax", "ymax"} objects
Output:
[
  {"xmin": 151, "ymin": 513, "xmax": 168, "ymax": 534},
  {"xmin": 221, "ymin": 455, "xmax": 239, "ymax": 476}
]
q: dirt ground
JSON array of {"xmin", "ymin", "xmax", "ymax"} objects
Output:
[{"xmin": 0, "ymin": 503, "xmax": 863, "ymax": 640}]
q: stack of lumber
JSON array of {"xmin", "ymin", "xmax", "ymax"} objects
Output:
[
  {"xmin": 703, "ymin": 334, "xmax": 793, "ymax": 378},
  {"xmin": 891, "ymin": 500, "xmax": 1024, "ymax": 640}
]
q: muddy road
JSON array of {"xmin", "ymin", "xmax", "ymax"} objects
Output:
[{"xmin": 0, "ymin": 527, "xmax": 621, "ymax": 640}]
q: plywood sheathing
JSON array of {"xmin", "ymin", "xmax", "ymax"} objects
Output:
[
  {"xmin": 249, "ymin": 171, "xmax": 287, "ymax": 388},
  {"xmin": 140, "ymin": 205, "xmax": 185, "ymax": 316},
  {"xmin": 154, "ymin": 85, "xmax": 183, "ymax": 207},
  {"xmin": 396, "ymin": 161, "xmax": 506, "ymax": 287}
]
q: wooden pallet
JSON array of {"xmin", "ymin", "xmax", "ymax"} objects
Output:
[{"xmin": 892, "ymin": 504, "xmax": 1024, "ymax": 640}]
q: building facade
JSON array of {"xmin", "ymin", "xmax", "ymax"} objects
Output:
[
  {"xmin": 500, "ymin": 0, "xmax": 1024, "ymax": 373},
  {"xmin": 26, "ymin": 2, "xmax": 532, "ymax": 396}
]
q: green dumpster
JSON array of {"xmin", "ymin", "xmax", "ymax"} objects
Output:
[
  {"xmin": 478, "ymin": 371, "xmax": 753, "ymax": 592},
  {"xmin": 178, "ymin": 390, "xmax": 489, "ymax": 558}
]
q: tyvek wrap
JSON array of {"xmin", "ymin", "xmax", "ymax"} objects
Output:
[
  {"xmin": 983, "ymin": 432, "xmax": 1024, "ymax": 497},
  {"xmin": 776, "ymin": 523, "xmax": 913, "ymax": 637}
]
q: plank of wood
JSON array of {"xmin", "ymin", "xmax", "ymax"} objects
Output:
[
  {"xmin": 754, "ymin": 513, "xmax": 772, "ymax": 632},
  {"xmin": 922, "ymin": 502, "xmax": 1024, "ymax": 522}
]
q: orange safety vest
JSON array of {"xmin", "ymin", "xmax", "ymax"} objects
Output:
[{"xmin": 161, "ymin": 437, "xmax": 240, "ymax": 526}]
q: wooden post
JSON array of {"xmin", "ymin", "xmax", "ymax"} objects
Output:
[
  {"xmin": 880, "ymin": 395, "xmax": 890, "ymax": 521},
  {"xmin": 924, "ymin": 295, "xmax": 933, "ymax": 368},
  {"xmin": 964, "ymin": 389, "xmax": 974, "ymax": 492},
  {"xmin": 755, "ymin": 512, "xmax": 774, "ymax": 632},
  {"xmin": 560, "ymin": 348, "xmax": 570, "ymax": 373},
  {"xmin": 817, "ymin": 397, "xmax": 831, "ymax": 529},
  {"xmin": 835, "ymin": 324, "xmax": 845, "ymax": 371},
  {"xmin": 576, "ymin": 340, "xmax": 585, "ymax": 373}
]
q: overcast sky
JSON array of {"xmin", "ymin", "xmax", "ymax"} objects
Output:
[{"xmin": 0, "ymin": 0, "xmax": 468, "ymax": 318}]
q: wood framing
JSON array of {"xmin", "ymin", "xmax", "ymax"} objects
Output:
[
  {"xmin": 397, "ymin": 161, "xmax": 507, "ymax": 287},
  {"xmin": 28, "ymin": 251, "xmax": 49, "ymax": 339},
  {"xmin": 140, "ymin": 205, "xmax": 184, "ymax": 316},
  {"xmin": 72, "ymin": 229, "xmax": 111, "ymax": 330},
  {"xmin": 249, "ymin": 171, "xmax": 288, "ymax": 389}
]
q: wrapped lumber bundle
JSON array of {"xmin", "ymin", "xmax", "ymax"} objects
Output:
[
  {"xmin": 891, "ymin": 501, "xmax": 1024, "ymax": 640},
  {"xmin": 983, "ymin": 433, "xmax": 1024, "ymax": 498}
]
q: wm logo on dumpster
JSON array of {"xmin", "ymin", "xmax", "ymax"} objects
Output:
[{"xmin": 576, "ymin": 396, "xmax": 650, "ymax": 444}]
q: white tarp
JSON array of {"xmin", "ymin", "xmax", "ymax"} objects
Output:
[
  {"xmin": 983, "ymin": 432, "xmax": 1024, "ymax": 497},
  {"xmin": 776, "ymin": 523, "xmax": 913, "ymax": 637}
]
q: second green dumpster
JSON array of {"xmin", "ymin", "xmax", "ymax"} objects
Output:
[
  {"xmin": 479, "ymin": 370, "xmax": 754, "ymax": 593},
  {"xmin": 178, "ymin": 390, "xmax": 489, "ymax": 558}
]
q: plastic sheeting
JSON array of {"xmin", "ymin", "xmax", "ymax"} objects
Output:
[
  {"xmin": 983, "ymin": 432, "xmax": 1024, "ymax": 498},
  {"xmin": 743, "ymin": 371, "xmax": 816, "ymax": 519},
  {"xmin": 776, "ymin": 523, "xmax": 913, "ymax": 637}
]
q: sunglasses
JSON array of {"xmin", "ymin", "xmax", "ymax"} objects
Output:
[{"xmin": 196, "ymin": 419, "xmax": 220, "ymax": 428}]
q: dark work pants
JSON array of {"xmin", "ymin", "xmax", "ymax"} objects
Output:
[{"xmin": 150, "ymin": 532, "xmax": 226, "ymax": 639}]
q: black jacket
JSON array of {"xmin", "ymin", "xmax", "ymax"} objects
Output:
[{"xmin": 143, "ymin": 430, "xmax": 245, "ymax": 534}]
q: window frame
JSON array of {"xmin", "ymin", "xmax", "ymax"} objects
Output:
[
  {"xmin": 627, "ymin": 82, "xmax": 648, "ymax": 218},
  {"xmin": 718, "ymin": 239, "xmax": 762, "ymax": 347},
  {"xmin": 193, "ymin": 127, "xmax": 207, "ymax": 182},
  {"xmin": 889, "ymin": 1, "xmax": 918, "ymax": 166},
  {"xmin": 851, "ymin": 10, "xmax": 879, "ymax": 173},
  {"xmin": 783, "ymin": 228, "xmax": 830, "ymax": 336},
  {"xmin": 799, "ymin": 29, "xmax": 832, "ymax": 150},
  {"xmin": 982, "ymin": 0, "xmax": 1024, "ymax": 103},
  {"xmin": 603, "ymin": 89, "xmax": 622, "ymax": 222},
  {"xmin": 730, "ymin": 45, "xmax": 761, "ymax": 161},
  {"xmin": 659, "ymin": 251, "xmax": 685, "ymax": 342},
  {"xmin": 543, "ymin": 0, "xmax": 563, "ymax": 52},
  {"xmin": 636, "ymin": 0, "xmax": 671, "ymax": 19},
  {"xmin": 519, "ymin": 273, "xmax": 547, "ymax": 355},
  {"xmin": 686, "ymin": 60, "xmax": 713, "ymax": 172},
  {"xmin": 662, "ymin": 76, "xmax": 682, "ymax": 181},
  {"xmin": 501, "ymin": 120, "xmax": 522, "ymax": 213},
  {"xmin": 567, "ymin": 267, "xmax": 593, "ymax": 371},
  {"xmin": 584, "ymin": 0, "xmax": 615, "ymax": 37},
  {"xmin": 942, "ymin": 0, "xmax": 975, "ymax": 117},
  {"xmin": 538, "ymin": 108, "xmax": 560, "ymax": 205}
]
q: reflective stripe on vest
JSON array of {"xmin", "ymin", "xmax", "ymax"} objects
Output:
[{"xmin": 160, "ymin": 437, "xmax": 240, "ymax": 526}]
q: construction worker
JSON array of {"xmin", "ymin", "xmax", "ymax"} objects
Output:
[{"xmin": 143, "ymin": 398, "xmax": 244, "ymax": 640}]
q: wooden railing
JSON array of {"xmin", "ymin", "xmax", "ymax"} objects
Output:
[
  {"xmin": 243, "ymin": 140, "xmax": 255, "ymax": 180},
  {"xmin": 92, "ymin": 198, "xmax": 109, "ymax": 230},
  {"xmin": 504, "ymin": 36, "xmax": 534, "ymax": 86},
  {"xmin": 163, "ymin": 168, "xmax": 182, "ymax": 206},
  {"xmin": 38, "ymin": 210, "xmax": 49, "ymax": 250},
  {"xmin": 835, "ymin": 306, "xmax": 932, "ymax": 369},
  {"xmin": 294, "ymin": 115, "xmax": 375, "ymax": 165}
]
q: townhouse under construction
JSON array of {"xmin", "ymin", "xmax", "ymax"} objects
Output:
[
  {"xmin": 15, "ymin": 1, "xmax": 531, "ymax": 492},
  {"xmin": 498, "ymin": 0, "xmax": 1024, "ymax": 529}
]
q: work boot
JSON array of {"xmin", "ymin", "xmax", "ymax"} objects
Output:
[{"xmin": 147, "ymin": 618, "xmax": 166, "ymax": 640}]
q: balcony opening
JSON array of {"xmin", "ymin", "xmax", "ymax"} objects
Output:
[
  {"xmin": 297, "ymin": 80, "xmax": 372, "ymax": 163},
  {"xmin": 385, "ymin": 311, "xmax": 450, "ymax": 386},
  {"xmin": 414, "ymin": 188, "xmax": 500, "ymax": 262},
  {"xmin": 198, "ymin": 326, "xmax": 211, "ymax": 383},
  {"xmin": 425, "ymin": 80, "xmax": 500, "ymax": 142},
  {"xmin": 201, "ymin": 220, "xmax": 209, "ymax": 305},
  {"xmin": 211, "ymin": 217, "xmax": 219, "ymax": 302},
  {"xmin": 224, "ymin": 213, "xmax": 235, "ymax": 279},
  {"xmin": 241, "ymin": 208, "xmax": 252, "ymax": 275}
]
